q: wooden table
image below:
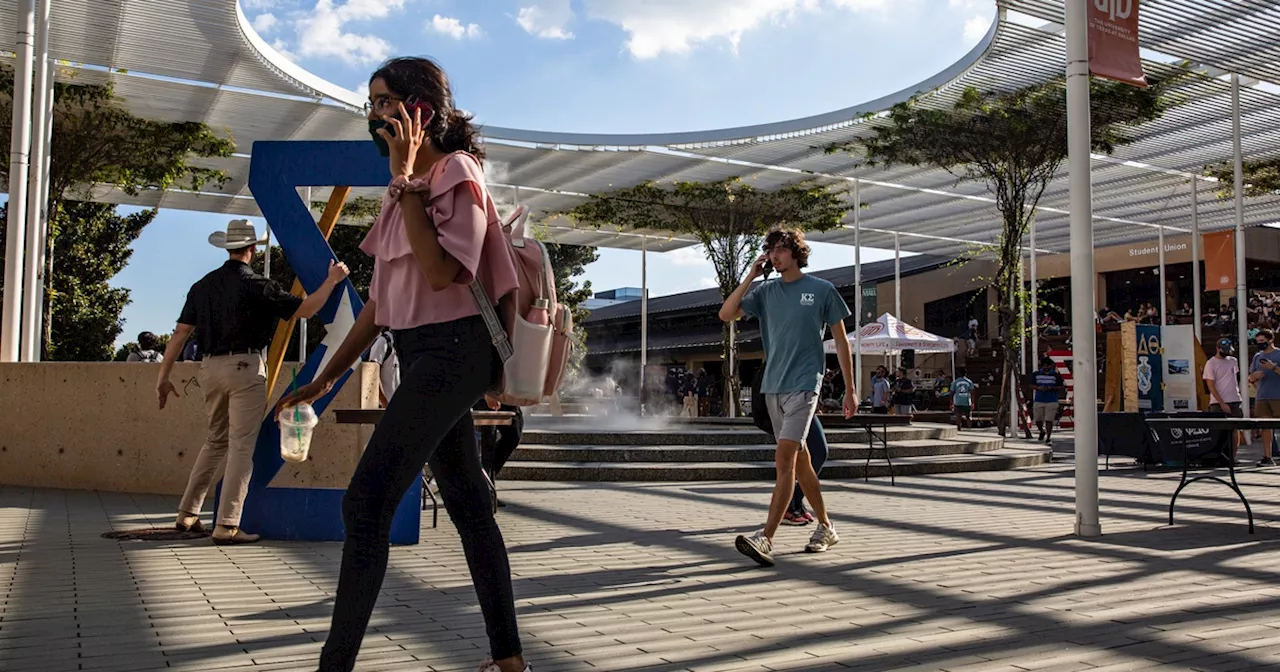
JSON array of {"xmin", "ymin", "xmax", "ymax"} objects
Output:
[
  {"xmin": 333, "ymin": 409, "xmax": 516, "ymax": 426},
  {"xmin": 333, "ymin": 408, "xmax": 516, "ymax": 527},
  {"xmin": 1145, "ymin": 417, "xmax": 1280, "ymax": 535}
]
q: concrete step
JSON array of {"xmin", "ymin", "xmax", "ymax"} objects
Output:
[
  {"xmin": 500, "ymin": 448, "xmax": 1050, "ymax": 482},
  {"xmin": 511, "ymin": 434, "xmax": 1005, "ymax": 462}
]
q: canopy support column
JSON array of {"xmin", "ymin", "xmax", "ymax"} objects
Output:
[
  {"xmin": 20, "ymin": 0, "xmax": 51, "ymax": 361},
  {"xmin": 853, "ymin": 179, "xmax": 863, "ymax": 392},
  {"xmin": 641, "ymin": 235, "xmax": 649, "ymax": 417},
  {"xmin": 2, "ymin": 0, "xmax": 37, "ymax": 362},
  {"xmin": 1030, "ymin": 216, "xmax": 1038, "ymax": 373},
  {"xmin": 299, "ymin": 187, "xmax": 311, "ymax": 366},
  {"xmin": 1066, "ymin": 0, "xmax": 1100, "ymax": 537},
  {"xmin": 1158, "ymin": 225, "xmax": 1167, "ymax": 345},
  {"xmin": 1191, "ymin": 175, "xmax": 1201, "ymax": 342},
  {"xmin": 1232, "ymin": 74, "xmax": 1249, "ymax": 419}
]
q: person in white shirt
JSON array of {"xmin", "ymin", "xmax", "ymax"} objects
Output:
[{"xmin": 368, "ymin": 329, "xmax": 400, "ymax": 407}]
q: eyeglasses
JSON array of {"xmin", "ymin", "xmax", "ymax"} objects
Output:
[{"xmin": 361, "ymin": 95, "xmax": 404, "ymax": 116}]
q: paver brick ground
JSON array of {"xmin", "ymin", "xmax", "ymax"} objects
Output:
[{"xmin": 3, "ymin": 462, "xmax": 1280, "ymax": 671}]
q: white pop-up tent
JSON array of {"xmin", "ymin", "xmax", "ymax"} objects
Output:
[
  {"xmin": 826, "ymin": 313, "xmax": 958, "ymax": 385},
  {"xmin": 825, "ymin": 313, "xmax": 956, "ymax": 355}
]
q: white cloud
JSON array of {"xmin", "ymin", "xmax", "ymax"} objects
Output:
[
  {"xmin": 353, "ymin": 81, "xmax": 370, "ymax": 98},
  {"xmin": 664, "ymin": 247, "xmax": 713, "ymax": 268},
  {"xmin": 695, "ymin": 277, "xmax": 719, "ymax": 289},
  {"xmin": 517, "ymin": 1, "xmax": 575, "ymax": 40},
  {"xmin": 270, "ymin": 38, "xmax": 298, "ymax": 62},
  {"xmin": 290, "ymin": 0, "xmax": 408, "ymax": 66},
  {"xmin": 252, "ymin": 12, "xmax": 279, "ymax": 33},
  {"xmin": 429, "ymin": 14, "xmax": 483, "ymax": 40},
  {"xmin": 582, "ymin": 0, "xmax": 900, "ymax": 60},
  {"xmin": 963, "ymin": 14, "xmax": 989, "ymax": 43}
]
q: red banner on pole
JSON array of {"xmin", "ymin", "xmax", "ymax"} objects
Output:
[
  {"xmin": 1088, "ymin": 0, "xmax": 1147, "ymax": 87},
  {"xmin": 1203, "ymin": 230, "xmax": 1236, "ymax": 292}
]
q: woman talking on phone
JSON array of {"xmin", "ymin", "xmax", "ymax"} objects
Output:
[{"xmin": 277, "ymin": 57, "xmax": 530, "ymax": 672}]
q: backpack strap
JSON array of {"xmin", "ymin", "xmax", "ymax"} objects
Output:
[{"xmin": 470, "ymin": 281, "xmax": 513, "ymax": 363}]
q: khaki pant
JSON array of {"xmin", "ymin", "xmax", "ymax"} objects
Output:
[{"xmin": 178, "ymin": 353, "xmax": 267, "ymax": 527}]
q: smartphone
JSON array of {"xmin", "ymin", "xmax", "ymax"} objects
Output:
[
  {"xmin": 762, "ymin": 260, "xmax": 774, "ymax": 278},
  {"xmin": 385, "ymin": 98, "xmax": 434, "ymax": 137}
]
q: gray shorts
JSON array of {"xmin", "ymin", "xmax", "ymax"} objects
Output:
[
  {"xmin": 1033, "ymin": 402, "xmax": 1059, "ymax": 423},
  {"xmin": 764, "ymin": 391, "xmax": 819, "ymax": 445}
]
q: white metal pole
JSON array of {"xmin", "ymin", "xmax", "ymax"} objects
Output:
[
  {"xmin": 19, "ymin": 0, "xmax": 50, "ymax": 362},
  {"xmin": 1191, "ymin": 175, "xmax": 1202, "ymax": 342},
  {"xmin": 1009, "ymin": 264, "xmax": 1019, "ymax": 436},
  {"xmin": 31, "ymin": 55, "xmax": 53, "ymax": 361},
  {"xmin": 1030, "ymin": 217, "xmax": 1038, "ymax": 372},
  {"xmin": 1158, "ymin": 225, "xmax": 1167, "ymax": 342},
  {"xmin": 853, "ymin": 180, "xmax": 863, "ymax": 392},
  {"xmin": 1232, "ymin": 74, "xmax": 1249, "ymax": 419},
  {"xmin": 894, "ymin": 232, "xmax": 902, "ymax": 371},
  {"xmin": 893, "ymin": 232, "xmax": 901, "ymax": 319},
  {"xmin": 264, "ymin": 226, "xmax": 271, "ymax": 279},
  {"xmin": 299, "ymin": 187, "xmax": 312, "ymax": 366},
  {"xmin": 2, "ymin": 0, "xmax": 37, "ymax": 363},
  {"xmin": 640, "ymin": 235, "xmax": 648, "ymax": 417},
  {"xmin": 1066, "ymin": 0, "xmax": 1099, "ymax": 537},
  {"xmin": 1019, "ymin": 256, "xmax": 1027, "ymax": 377}
]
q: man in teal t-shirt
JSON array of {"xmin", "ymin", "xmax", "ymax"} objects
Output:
[
  {"xmin": 720, "ymin": 228, "xmax": 856, "ymax": 567},
  {"xmin": 951, "ymin": 368, "xmax": 976, "ymax": 429}
]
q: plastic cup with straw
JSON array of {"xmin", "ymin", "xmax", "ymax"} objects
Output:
[{"xmin": 280, "ymin": 366, "xmax": 318, "ymax": 463}]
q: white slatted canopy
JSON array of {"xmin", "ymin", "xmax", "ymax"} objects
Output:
[{"xmin": 2, "ymin": 1, "xmax": 1279, "ymax": 256}]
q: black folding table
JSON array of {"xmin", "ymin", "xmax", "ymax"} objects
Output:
[{"xmin": 1144, "ymin": 417, "xmax": 1280, "ymax": 535}]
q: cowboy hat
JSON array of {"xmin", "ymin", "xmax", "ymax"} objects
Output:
[{"xmin": 208, "ymin": 219, "xmax": 268, "ymax": 250}]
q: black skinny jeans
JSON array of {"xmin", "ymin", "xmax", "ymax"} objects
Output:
[{"xmin": 318, "ymin": 316, "xmax": 522, "ymax": 670}]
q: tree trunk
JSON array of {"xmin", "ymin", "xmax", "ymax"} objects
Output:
[{"xmin": 722, "ymin": 320, "xmax": 742, "ymax": 417}]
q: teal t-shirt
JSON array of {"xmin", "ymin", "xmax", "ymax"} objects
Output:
[
  {"xmin": 742, "ymin": 274, "xmax": 851, "ymax": 395},
  {"xmin": 952, "ymin": 377, "xmax": 975, "ymax": 406}
]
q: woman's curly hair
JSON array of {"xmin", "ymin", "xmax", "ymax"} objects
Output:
[{"xmin": 763, "ymin": 228, "xmax": 811, "ymax": 269}]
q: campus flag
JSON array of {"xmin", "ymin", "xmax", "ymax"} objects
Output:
[
  {"xmin": 1202, "ymin": 230, "xmax": 1236, "ymax": 292},
  {"xmin": 1088, "ymin": 0, "xmax": 1147, "ymax": 87}
]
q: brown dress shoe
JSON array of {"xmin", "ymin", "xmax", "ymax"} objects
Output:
[
  {"xmin": 211, "ymin": 526, "xmax": 260, "ymax": 545},
  {"xmin": 175, "ymin": 513, "xmax": 206, "ymax": 533}
]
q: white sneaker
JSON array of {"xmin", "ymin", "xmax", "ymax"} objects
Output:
[
  {"xmin": 805, "ymin": 523, "xmax": 839, "ymax": 553},
  {"xmin": 476, "ymin": 659, "xmax": 532, "ymax": 672},
  {"xmin": 735, "ymin": 529, "xmax": 774, "ymax": 566}
]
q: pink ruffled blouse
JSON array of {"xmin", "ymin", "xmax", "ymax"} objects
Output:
[{"xmin": 359, "ymin": 152, "xmax": 519, "ymax": 330}]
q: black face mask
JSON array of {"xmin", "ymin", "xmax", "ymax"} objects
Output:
[
  {"xmin": 1260, "ymin": 340, "xmax": 1273, "ymax": 350},
  {"xmin": 369, "ymin": 119, "xmax": 393, "ymax": 157}
]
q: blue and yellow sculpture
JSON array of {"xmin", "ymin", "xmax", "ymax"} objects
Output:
[{"xmin": 220, "ymin": 140, "xmax": 420, "ymax": 544}]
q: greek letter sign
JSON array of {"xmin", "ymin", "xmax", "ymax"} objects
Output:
[
  {"xmin": 1089, "ymin": 0, "xmax": 1148, "ymax": 88},
  {"xmin": 1135, "ymin": 324, "xmax": 1163, "ymax": 412}
]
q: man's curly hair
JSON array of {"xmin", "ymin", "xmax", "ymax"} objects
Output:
[{"xmin": 763, "ymin": 228, "xmax": 811, "ymax": 269}]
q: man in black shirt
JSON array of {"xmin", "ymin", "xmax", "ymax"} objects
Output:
[{"xmin": 155, "ymin": 220, "xmax": 347, "ymax": 545}]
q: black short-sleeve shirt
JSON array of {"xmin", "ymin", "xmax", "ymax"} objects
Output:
[{"xmin": 178, "ymin": 260, "xmax": 304, "ymax": 355}]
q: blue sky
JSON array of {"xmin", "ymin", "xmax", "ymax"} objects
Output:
[{"xmin": 110, "ymin": 0, "xmax": 995, "ymax": 343}]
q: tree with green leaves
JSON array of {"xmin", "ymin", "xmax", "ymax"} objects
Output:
[
  {"xmin": 543, "ymin": 242, "xmax": 599, "ymax": 374},
  {"xmin": 1206, "ymin": 158, "xmax": 1280, "ymax": 199},
  {"xmin": 566, "ymin": 178, "xmax": 850, "ymax": 413},
  {"xmin": 0, "ymin": 65, "xmax": 235, "ymax": 359},
  {"xmin": 2, "ymin": 201, "xmax": 156, "ymax": 361},
  {"xmin": 828, "ymin": 75, "xmax": 1180, "ymax": 434}
]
